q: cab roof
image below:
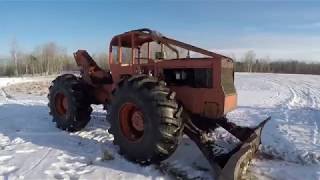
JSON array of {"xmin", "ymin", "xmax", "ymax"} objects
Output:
[{"xmin": 109, "ymin": 28, "xmax": 231, "ymax": 60}]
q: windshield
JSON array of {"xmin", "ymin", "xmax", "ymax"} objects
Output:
[{"xmin": 138, "ymin": 42, "xmax": 210, "ymax": 61}]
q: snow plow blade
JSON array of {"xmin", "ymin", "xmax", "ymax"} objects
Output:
[
  {"xmin": 218, "ymin": 117, "xmax": 271, "ymax": 180},
  {"xmin": 184, "ymin": 116, "xmax": 271, "ymax": 180}
]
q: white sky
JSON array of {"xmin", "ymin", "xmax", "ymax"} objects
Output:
[{"xmin": 212, "ymin": 34, "xmax": 320, "ymax": 62}]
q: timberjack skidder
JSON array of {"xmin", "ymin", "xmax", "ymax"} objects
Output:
[{"xmin": 48, "ymin": 28, "xmax": 270, "ymax": 179}]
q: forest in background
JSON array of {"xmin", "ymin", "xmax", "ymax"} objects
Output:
[
  {"xmin": 234, "ymin": 50, "xmax": 320, "ymax": 75},
  {"xmin": 0, "ymin": 41, "xmax": 320, "ymax": 76},
  {"xmin": 0, "ymin": 41, "xmax": 108, "ymax": 76}
]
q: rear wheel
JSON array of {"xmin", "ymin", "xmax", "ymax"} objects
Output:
[
  {"xmin": 109, "ymin": 75, "xmax": 184, "ymax": 164},
  {"xmin": 48, "ymin": 74, "xmax": 92, "ymax": 132}
]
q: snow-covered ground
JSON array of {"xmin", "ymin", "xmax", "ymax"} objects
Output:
[{"xmin": 0, "ymin": 73, "xmax": 319, "ymax": 180}]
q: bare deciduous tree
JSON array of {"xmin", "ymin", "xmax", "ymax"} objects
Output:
[
  {"xmin": 10, "ymin": 38, "xmax": 19, "ymax": 76},
  {"xmin": 242, "ymin": 50, "xmax": 256, "ymax": 72}
]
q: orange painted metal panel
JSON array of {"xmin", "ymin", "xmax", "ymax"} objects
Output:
[
  {"xmin": 105, "ymin": 29, "xmax": 237, "ymax": 119},
  {"xmin": 224, "ymin": 94, "xmax": 237, "ymax": 114}
]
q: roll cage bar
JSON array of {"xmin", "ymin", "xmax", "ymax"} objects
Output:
[{"xmin": 108, "ymin": 28, "xmax": 232, "ymax": 64}]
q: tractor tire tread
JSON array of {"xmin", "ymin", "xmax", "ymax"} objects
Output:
[
  {"xmin": 109, "ymin": 75, "xmax": 183, "ymax": 164},
  {"xmin": 48, "ymin": 74, "xmax": 92, "ymax": 132}
]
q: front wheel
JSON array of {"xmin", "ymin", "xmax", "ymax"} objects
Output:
[{"xmin": 109, "ymin": 75, "xmax": 184, "ymax": 164}]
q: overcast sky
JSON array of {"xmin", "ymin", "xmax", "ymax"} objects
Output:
[{"xmin": 0, "ymin": 1, "xmax": 320, "ymax": 61}]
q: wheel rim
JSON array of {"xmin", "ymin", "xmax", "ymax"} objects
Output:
[
  {"xmin": 55, "ymin": 93, "xmax": 68, "ymax": 117},
  {"xmin": 119, "ymin": 102, "xmax": 144, "ymax": 142}
]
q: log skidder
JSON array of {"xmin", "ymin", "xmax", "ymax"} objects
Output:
[{"xmin": 48, "ymin": 28, "xmax": 271, "ymax": 180}]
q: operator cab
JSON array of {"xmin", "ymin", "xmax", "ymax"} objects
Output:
[{"xmin": 108, "ymin": 28, "xmax": 236, "ymax": 119}]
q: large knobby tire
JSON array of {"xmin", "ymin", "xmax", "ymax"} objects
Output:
[
  {"xmin": 109, "ymin": 75, "xmax": 184, "ymax": 164},
  {"xmin": 48, "ymin": 74, "xmax": 92, "ymax": 132}
]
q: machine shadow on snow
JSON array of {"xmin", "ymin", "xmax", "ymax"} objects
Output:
[{"xmin": 0, "ymin": 103, "xmax": 168, "ymax": 178}]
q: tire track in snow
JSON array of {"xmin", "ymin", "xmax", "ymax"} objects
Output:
[
  {"xmin": 241, "ymin": 74, "xmax": 320, "ymax": 180},
  {"xmin": 288, "ymin": 80, "xmax": 320, "ymax": 146},
  {"xmin": 260, "ymin": 76, "xmax": 320, "ymax": 164},
  {"xmin": 17, "ymin": 148, "xmax": 52, "ymax": 179},
  {"xmin": 302, "ymin": 81, "xmax": 320, "ymax": 146},
  {"xmin": 0, "ymin": 88, "xmax": 12, "ymax": 101}
]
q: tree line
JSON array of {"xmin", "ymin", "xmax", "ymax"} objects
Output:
[
  {"xmin": 235, "ymin": 50, "xmax": 320, "ymax": 75},
  {"xmin": 0, "ymin": 42, "xmax": 320, "ymax": 76},
  {"xmin": 0, "ymin": 41, "xmax": 108, "ymax": 76}
]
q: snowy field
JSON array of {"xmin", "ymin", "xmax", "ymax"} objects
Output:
[{"xmin": 0, "ymin": 73, "xmax": 319, "ymax": 180}]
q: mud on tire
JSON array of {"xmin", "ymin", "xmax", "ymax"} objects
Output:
[
  {"xmin": 109, "ymin": 75, "xmax": 184, "ymax": 164},
  {"xmin": 48, "ymin": 74, "xmax": 92, "ymax": 132}
]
